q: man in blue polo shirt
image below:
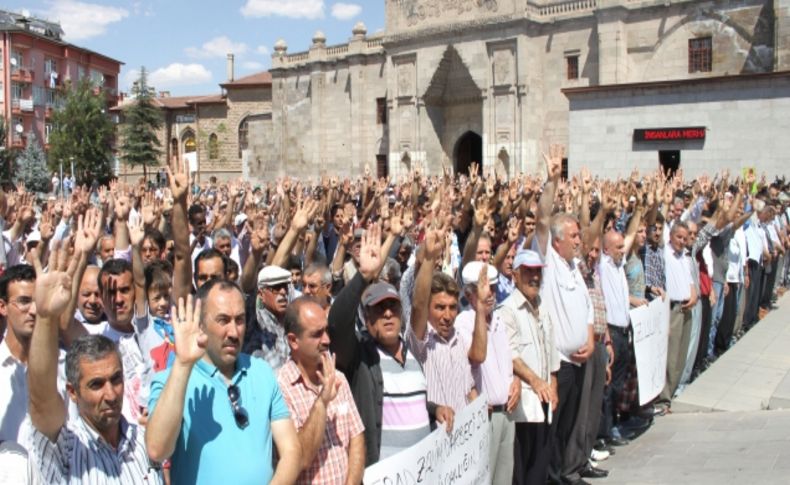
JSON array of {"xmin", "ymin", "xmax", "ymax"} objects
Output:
[{"xmin": 145, "ymin": 279, "xmax": 301, "ymax": 485}]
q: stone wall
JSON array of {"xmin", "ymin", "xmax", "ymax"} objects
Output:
[{"xmin": 565, "ymin": 72, "xmax": 790, "ymax": 178}]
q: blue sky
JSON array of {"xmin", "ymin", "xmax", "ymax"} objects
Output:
[{"xmin": 7, "ymin": 0, "xmax": 385, "ymax": 96}]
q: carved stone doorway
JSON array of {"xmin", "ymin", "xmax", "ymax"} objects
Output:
[{"xmin": 454, "ymin": 131, "xmax": 482, "ymax": 176}]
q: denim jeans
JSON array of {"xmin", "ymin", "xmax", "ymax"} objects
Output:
[{"xmin": 707, "ymin": 281, "xmax": 726, "ymax": 357}]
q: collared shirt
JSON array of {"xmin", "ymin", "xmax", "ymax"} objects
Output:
[
  {"xmin": 744, "ymin": 217, "xmax": 765, "ymax": 263},
  {"xmin": 91, "ymin": 321, "xmax": 146, "ymax": 423},
  {"xmin": 584, "ymin": 269, "xmax": 608, "ymax": 336},
  {"xmin": 277, "ymin": 360, "xmax": 365, "ymax": 485},
  {"xmin": 29, "ymin": 415, "xmax": 161, "ymax": 484},
  {"xmin": 499, "ymin": 289, "xmax": 560, "ymax": 423},
  {"xmin": 727, "ymin": 228, "xmax": 747, "ymax": 283},
  {"xmin": 598, "ymin": 254, "xmax": 630, "ymax": 328},
  {"xmin": 625, "ymin": 252, "xmax": 646, "ymax": 300},
  {"xmin": 532, "ymin": 235, "xmax": 593, "ymax": 363},
  {"xmin": 664, "ymin": 245, "xmax": 694, "ymax": 301},
  {"xmin": 642, "ymin": 243, "xmax": 666, "ymax": 290},
  {"xmin": 244, "ymin": 303, "xmax": 289, "ymax": 370},
  {"xmin": 149, "ymin": 354, "xmax": 290, "ymax": 485},
  {"xmin": 454, "ymin": 309, "xmax": 513, "ymax": 406},
  {"xmin": 378, "ymin": 344, "xmax": 431, "ymax": 461},
  {"xmin": 0, "ymin": 440, "xmax": 40, "ymax": 485},
  {"xmin": 0, "ymin": 339, "xmax": 68, "ymax": 445},
  {"xmin": 406, "ymin": 324, "xmax": 474, "ymax": 413},
  {"xmin": 496, "ymin": 273, "xmax": 515, "ymax": 304}
]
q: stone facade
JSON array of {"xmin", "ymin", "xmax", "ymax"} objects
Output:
[
  {"xmin": 264, "ymin": 0, "xmax": 788, "ymax": 180},
  {"xmin": 565, "ymin": 71, "xmax": 790, "ymax": 178},
  {"xmin": 116, "ymin": 0, "xmax": 790, "ymax": 182}
]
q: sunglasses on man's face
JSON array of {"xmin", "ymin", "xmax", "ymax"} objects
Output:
[{"xmin": 228, "ymin": 385, "xmax": 249, "ymax": 429}]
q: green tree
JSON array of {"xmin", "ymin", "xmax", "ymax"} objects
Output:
[
  {"xmin": 48, "ymin": 78, "xmax": 115, "ymax": 185},
  {"xmin": 15, "ymin": 131, "xmax": 51, "ymax": 193},
  {"xmin": 120, "ymin": 67, "xmax": 163, "ymax": 179}
]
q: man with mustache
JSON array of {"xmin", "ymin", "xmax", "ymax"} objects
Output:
[
  {"xmin": 146, "ymin": 281, "xmax": 301, "ymax": 484},
  {"xmin": 27, "ymin": 240, "xmax": 162, "ymax": 483},
  {"xmin": 277, "ymin": 296, "xmax": 365, "ymax": 485},
  {"xmin": 501, "ymin": 249, "xmax": 558, "ymax": 485},
  {"xmin": 243, "ymin": 265, "xmax": 293, "ymax": 370},
  {"xmin": 408, "ymin": 229, "xmax": 484, "ymax": 414},
  {"xmin": 456, "ymin": 260, "xmax": 518, "ymax": 485}
]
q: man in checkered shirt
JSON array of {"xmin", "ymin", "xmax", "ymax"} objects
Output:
[{"xmin": 277, "ymin": 296, "xmax": 365, "ymax": 485}]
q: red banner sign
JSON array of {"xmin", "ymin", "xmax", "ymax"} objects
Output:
[{"xmin": 634, "ymin": 127, "xmax": 706, "ymax": 142}]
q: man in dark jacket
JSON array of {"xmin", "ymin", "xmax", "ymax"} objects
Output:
[{"xmin": 328, "ymin": 224, "xmax": 453, "ymax": 465}]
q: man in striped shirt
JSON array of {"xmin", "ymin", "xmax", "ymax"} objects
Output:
[
  {"xmin": 27, "ymin": 242, "xmax": 162, "ymax": 484},
  {"xmin": 407, "ymin": 229, "xmax": 484, "ymax": 414},
  {"xmin": 329, "ymin": 225, "xmax": 451, "ymax": 465}
]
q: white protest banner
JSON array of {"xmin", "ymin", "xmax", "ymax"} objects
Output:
[
  {"xmin": 363, "ymin": 394, "xmax": 490, "ymax": 485},
  {"xmin": 630, "ymin": 297, "xmax": 670, "ymax": 405}
]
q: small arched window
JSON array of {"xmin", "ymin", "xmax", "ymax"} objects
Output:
[
  {"xmin": 238, "ymin": 118, "xmax": 249, "ymax": 158},
  {"xmin": 208, "ymin": 133, "xmax": 219, "ymax": 159}
]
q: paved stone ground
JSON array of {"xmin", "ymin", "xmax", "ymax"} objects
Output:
[
  {"xmin": 673, "ymin": 293, "xmax": 790, "ymax": 413},
  {"xmin": 596, "ymin": 409, "xmax": 790, "ymax": 484},
  {"xmin": 596, "ymin": 293, "xmax": 790, "ymax": 484}
]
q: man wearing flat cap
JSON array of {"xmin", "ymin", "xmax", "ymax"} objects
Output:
[{"xmin": 243, "ymin": 265, "xmax": 293, "ymax": 370}]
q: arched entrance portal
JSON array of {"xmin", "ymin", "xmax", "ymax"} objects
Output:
[{"xmin": 454, "ymin": 131, "xmax": 482, "ymax": 176}]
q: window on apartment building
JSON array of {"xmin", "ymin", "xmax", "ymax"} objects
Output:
[
  {"xmin": 566, "ymin": 55, "xmax": 579, "ymax": 80},
  {"xmin": 90, "ymin": 69, "xmax": 104, "ymax": 86},
  {"xmin": 78, "ymin": 66, "xmax": 86, "ymax": 80},
  {"xmin": 238, "ymin": 118, "xmax": 249, "ymax": 158},
  {"xmin": 688, "ymin": 37, "xmax": 712, "ymax": 73},
  {"xmin": 208, "ymin": 133, "xmax": 219, "ymax": 159},
  {"xmin": 11, "ymin": 83, "xmax": 22, "ymax": 100},
  {"xmin": 46, "ymin": 89, "xmax": 58, "ymax": 107},
  {"xmin": 11, "ymin": 51, "xmax": 23, "ymax": 69},
  {"xmin": 376, "ymin": 98, "xmax": 388, "ymax": 124},
  {"xmin": 45, "ymin": 58, "xmax": 57, "ymax": 74},
  {"xmin": 45, "ymin": 123, "xmax": 53, "ymax": 144},
  {"xmin": 13, "ymin": 117, "xmax": 24, "ymax": 137}
]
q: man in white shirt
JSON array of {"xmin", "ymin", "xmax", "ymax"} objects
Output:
[
  {"xmin": 532, "ymin": 145, "xmax": 595, "ymax": 485},
  {"xmin": 658, "ymin": 221, "xmax": 697, "ymax": 408}
]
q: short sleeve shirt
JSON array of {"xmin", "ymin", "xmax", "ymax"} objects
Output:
[
  {"xmin": 149, "ymin": 354, "xmax": 290, "ymax": 485},
  {"xmin": 277, "ymin": 360, "xmax": 365, "ymax": 485}
]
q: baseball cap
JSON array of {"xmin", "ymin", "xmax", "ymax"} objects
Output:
[
  {"xmin": 513, "ymin": 250, "xmax": 545, "ymax": 270},
  {"xmin": 461, "ymin": 261, "xmax": 499, "ymax": 286},
  {"xmin": 362, "ymin": 282, "xmax": 401, "ymax": 307},
  {"xmin": 234, "ymin": 213, "xmax": 248, "ymax": 226}
]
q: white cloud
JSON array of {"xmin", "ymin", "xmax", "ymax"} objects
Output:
[
  {"xmin": 240, "ymin": 0, "xmax": 324, "ymax": 19},
  {"xmin": 331, "ymin": 2, "xmax": 361, "ymax": 20},
  {"xmin": 241, "ymin": 61, "xmax": 265, "ymax": 71},
  {"xmin": 147, "ymin": 63, "xmax": 212, "ymax": 88},
  {"xmin": 45, "ymin": 0, "xmax": 128, "ymax": 41},
  {"xmin": 256, "ymin": 45, "xmax": 270, "ymax": 56},
  {"xmin": 185, "ymin": 36, "xmax": 248, "ymax": 59}
]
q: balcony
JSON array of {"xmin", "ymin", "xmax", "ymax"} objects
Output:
[
  {"xmin": 10, "ymin": 67, "xmax": 34, "ymax": 83},
  {"xmin": 11, "ymin": 98, "xmax": 34, "ymax": 114}
]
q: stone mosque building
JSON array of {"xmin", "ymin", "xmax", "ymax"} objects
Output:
[{"xmin": 119, "ymin": 0, "xmax": 790, "ymax": 182}]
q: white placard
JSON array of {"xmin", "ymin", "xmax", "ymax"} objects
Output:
[
  {"xmin": 363, "ymin": 395, "xmax": 490, "ymax": 485},
  {"xmin": 630, "ymin": 297, "xmax": 671, "ymax": 405}
]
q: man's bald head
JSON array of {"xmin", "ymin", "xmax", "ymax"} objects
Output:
[{"xmin": 602, "ymin": 230, "xmax": 626, "ymax": 266}]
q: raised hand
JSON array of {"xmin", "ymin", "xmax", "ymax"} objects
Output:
[
  {"xmin": 476, "ymin": 263, "xmax": 493, "ymax": 312},
  {"xmin": 358, "ymin": 223, "xmax": 382, "ymax": 282},
  {"xmin": 167, "ymin": 156, "xmax": 190, "ymax": 202},
  {"xmin": 171, "ymin": 295, "xmax": 206, "ymax": 366},
  {"xmin": 114, "ymin": 192, "xmax": 131, "ymax": 222},
  {"xmin": 543, "ymin": 144, "xmax": 564, "ymax": 182},
  {"xmin": 32, "ymin": 241, "xmax": 79, "ymax": 319},
  {"xmin": 74, "ymin": 208, "xmax": 103, "ymax": 255},
  {"xmin": 423, "ymin": 229, "xmax": 444, "ymax": 261},
  {"xmin": 128, "ymin": 216, "xmax": 145, "ymax": 247},
  {"xmin": 317, "ymin": 352, "xmax": 340, "ymax": 406},
  {"xmin": 141, "ymin": 192, "xmax": 160, "ymax": 227}
]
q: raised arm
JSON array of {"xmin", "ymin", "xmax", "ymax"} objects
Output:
[
  {"xmin": 146, "ymin": 295, "xmax": 206, "ymax": 462},
  {"xmin": 272, "ymin": 198, "xmax": 319, "ymax": 268},
  {"xmin": 467, "ymin": 265, "xmax": 490, "ymax": 365},
  {"xmin": 129, "ymin": 216, "xmax": 147, "ymax": 317},
  {"xmin": 535, "ymin": 145, "xmax": 563, "ymax": 256},
  {"xmin": 168, "ymin": 156, "xmax": 192, "ymax": 304},
  {"xmin": 28, "ymin": 242, "xmax": 80, "ymax": 441},
  {"xmin": 240, "ymin": 214, "xmax": 269, "ymax": 294},
  {"xmin": 292, "ymin": 352, "xmax": 338, "ymax": 471},
  {"xmin": 410, "ymin": 229, "xmax": 443, "ymax": 341}
]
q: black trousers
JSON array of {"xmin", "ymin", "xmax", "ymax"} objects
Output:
[
  {"xmin": 548, "ymin": 362, "xmax": 585, "ymax": 484},
  {"xmin": 513, "ymin": 419, "xmax": 553, "ymax": 485},
  {"xmin": 744, "ymin": 260, "xmax": 763, "ymax": 328},
  {"xmin": 761, "ymin": 261, "xmax": 777, "ymax": 309},
  {"xmin": 602, "ymin": 326, "xmax": 631, "ymax": 436},
  {"xmin": 715, "ymin": 283, "xmax": 739, "ymax": 354},
  {"xmin": 695, "ymin": 295, "xmax": 712, "ymax": 370}
]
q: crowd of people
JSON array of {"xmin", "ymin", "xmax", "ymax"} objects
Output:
[{"xmin": 0, "ymin": 149, "xmax": 787, "ymax": 485}]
